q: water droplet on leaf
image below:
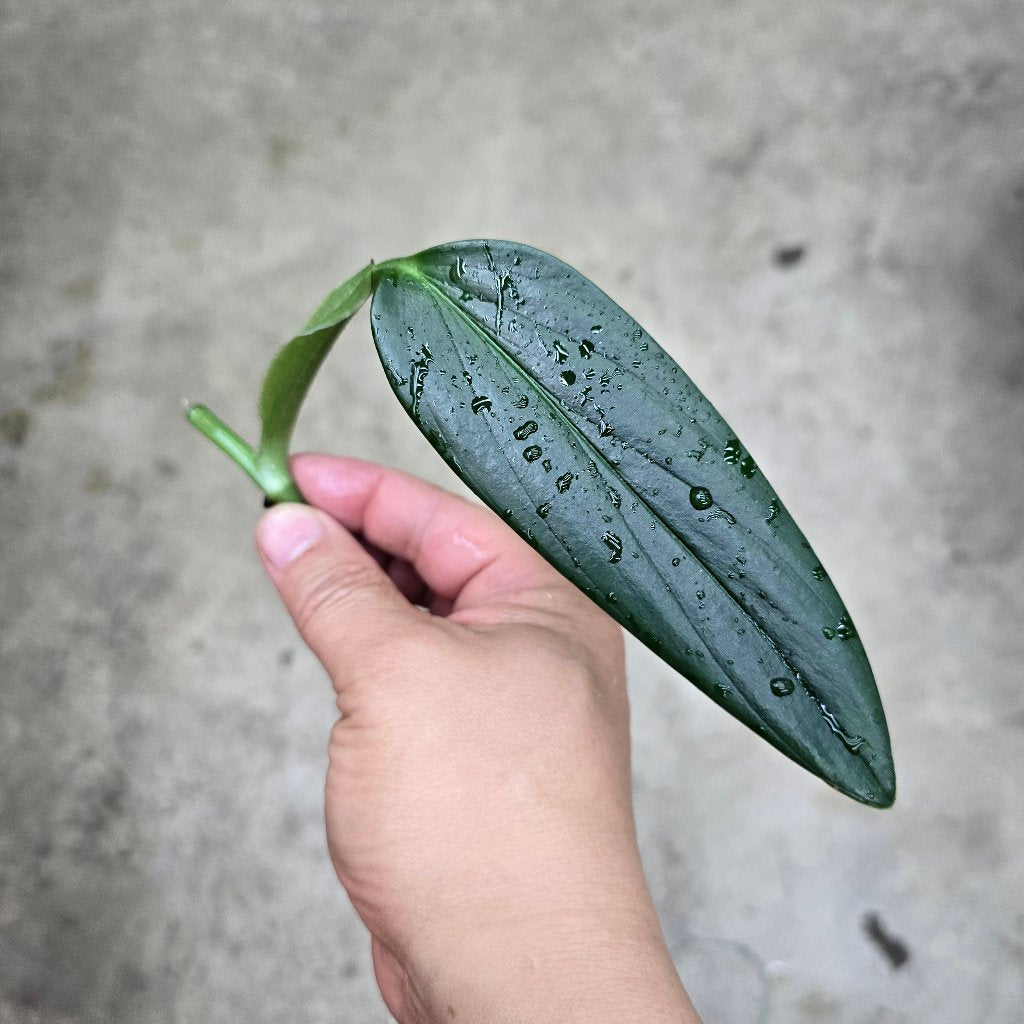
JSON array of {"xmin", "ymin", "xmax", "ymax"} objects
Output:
[
  {"xmin": 706, "ymin": 507, "xmax": 737, "ymax": 525},
  {"xmin": 602, "ymin": 532, "xmax": 623, "ymax": 563},
  {"xmin": 686, "ymin": 440, "xmax": 709, "ymax": 461},
  {"xmin": 409, "ymin": 357, "xmax": 431, "ymax": 415},
  {"xmin": 835, "ymin": 614, "xmax": 857, "ymax": 640},
  {"xmin": 689, "ymin": 486, "xmax": 714, "ymax": 510},
  {"xmin": 448, "ymin": 256, "xmax": 466, "ymax": 286}
]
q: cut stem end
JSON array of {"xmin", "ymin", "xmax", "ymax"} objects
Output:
[{"xmin": 186, "ymin": 403, "xmax": 303, "ymax": 504}]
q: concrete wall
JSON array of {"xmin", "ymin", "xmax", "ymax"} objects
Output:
[{"xmin": 2, "ymin": 1, "xmax": 1021, "ymax": 1021}]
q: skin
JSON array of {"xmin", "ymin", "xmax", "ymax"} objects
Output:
[{"xmin": 256, "ymin": 453, "xmax": 702, "ymax": 1024}]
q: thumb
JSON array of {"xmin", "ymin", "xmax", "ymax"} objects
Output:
[{"xmin": 256, "ymin": 503, "xmax": 417, "ymax": 689}]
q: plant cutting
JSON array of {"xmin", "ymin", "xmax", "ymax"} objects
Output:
[{"xmin": 187, "ymin": 239, "xmax": 895, "ymax": 808}]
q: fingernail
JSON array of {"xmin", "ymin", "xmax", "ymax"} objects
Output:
[{"xmin": 257, "ymin": 505, "xmax": 325, "ymax": 570}]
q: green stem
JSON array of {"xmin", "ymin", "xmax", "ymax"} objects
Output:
[{"xmin": 186, "ymin": 403, "xmax": 303, "ymax": 504}]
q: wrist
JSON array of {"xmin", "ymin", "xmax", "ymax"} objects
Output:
[{"xmin": 409, "ymin": 896, "xmax": 699, "ymax": 1024}]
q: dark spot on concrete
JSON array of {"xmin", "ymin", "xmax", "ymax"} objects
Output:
[
  {"xmin": 34, "ymin": 338, "xmax": 92, "ymax": 404},
  {"xmin": 115, "ymin": 963, "xmax": 149, "ymax": 994},
  {"xmin": 911, "ymin": 68, "xmax": 958, "ymax": 107},
  {"xmin": 342, "ymin": 960, "xmax": 359, "ymax": 979},
  {"xmin": 83, "ymin": 466, "xmax": 112, "ymax": 494},
  {"xmin": 63, "ymin": 274, "xmax": 97, "ymax": 303},
  {"xmin": 0, "ymin": 895, "xmax": 104, "ymax": 1015},
  {"xmin": 154, "ymin": 457, "xmax": 179, "ymax": 477},
  {"xmin": 41, "ymin": 669, "xmax": 66, "ymax": 698},
  {"xmin": 966, "ymin": 57, "xmax": 1010, "ymax": 98},
  {"xmin": 278, "ymin": 648, "xmax": 293, "ymax": 667},
  {"xmin": 0, "ymin": 461, "xmax": 17, "ymax": 483},
  {"xmin": 100, "ymin": 773, "xmax": 127, "ymax": 818},
  {"xmin": 1005, "ymin": 305, "xmax": 1024, "ymax": 391},
  {"xmin": 773, "ymin": 244, "xmax": 806, "ymax": 268},
  {"xmin": 9, "ymin": 981, "xmax": 44, "ymax": 1011},
  {"xmin": 0, "ymin": 407, "xmax": 30, "ymax": 446},
  {"xmin": 277, "ymin": 808, "xmax": 305, "ymax": 844},
  {"xmin": 959, "ymin": 183, "xmax": 1024, "ymax": 393},
  {"xmin": 711, "ymin": 130, "xmax": 767, "ymax": 178},
  {"xmin": 268, "ymin": 133, "xmax": 301, "ymax": 171},
  {"xmin": 73, "ymin": 765, "xmax": 129, "ymax": 840},
  {"xmin": 796, "ymin": 990, "xmax": 841, "ymax": 1020},
  {"xmin": 862, "ymin": 911, "xmax": 910, "ymax": 969}
]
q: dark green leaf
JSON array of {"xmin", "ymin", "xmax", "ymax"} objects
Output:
[{"xmin": 369, "ymin": 240, "xmax": 895, "ymax": 806}]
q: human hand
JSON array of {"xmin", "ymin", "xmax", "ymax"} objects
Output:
[{"xmin": 256, "ymin": 454, "xmax": 699, "ymax": 1024}]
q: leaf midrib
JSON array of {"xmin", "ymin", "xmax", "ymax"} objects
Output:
[{"xmin": 445, "ymin": 260, "xmax": 842, "ymax": 628}]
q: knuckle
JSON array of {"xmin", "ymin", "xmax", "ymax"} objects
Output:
[{"xmin": 291, "ymin": 559, "xmax": 384, "ymax": 634}]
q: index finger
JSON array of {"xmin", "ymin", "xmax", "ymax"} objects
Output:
[{"xmin": 291, "ymin": 454, "xmax": 562, "ymax": 611}]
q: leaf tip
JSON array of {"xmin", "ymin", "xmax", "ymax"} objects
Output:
[
  {"xmin": 868, "ymin": 766, "xmax": 897, "ymax": 809},
  {"xmin": 841, "ymin": 754, "xmax": 896, "ymax": 809}
]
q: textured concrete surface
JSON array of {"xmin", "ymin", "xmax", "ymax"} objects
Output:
[{"xmin": 2, "ymin": 1, "xmax": 1022, "ymax": 1021}]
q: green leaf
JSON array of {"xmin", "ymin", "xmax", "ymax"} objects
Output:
[
  {"xmin": 369, "ymin": 240, "xmax": 895, "ymax": 807},
  {"xmin": 254, "ymin": 262, "xmax": 375, "ymax": 501},
  {"xmin": 187, "ymin": 262, "xmax": 374, "ymax": 502}
]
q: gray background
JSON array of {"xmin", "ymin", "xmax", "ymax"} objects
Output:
[{"xmin": 2, "ymin": 1, "xmax": 1022, "ymax": 1021}]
